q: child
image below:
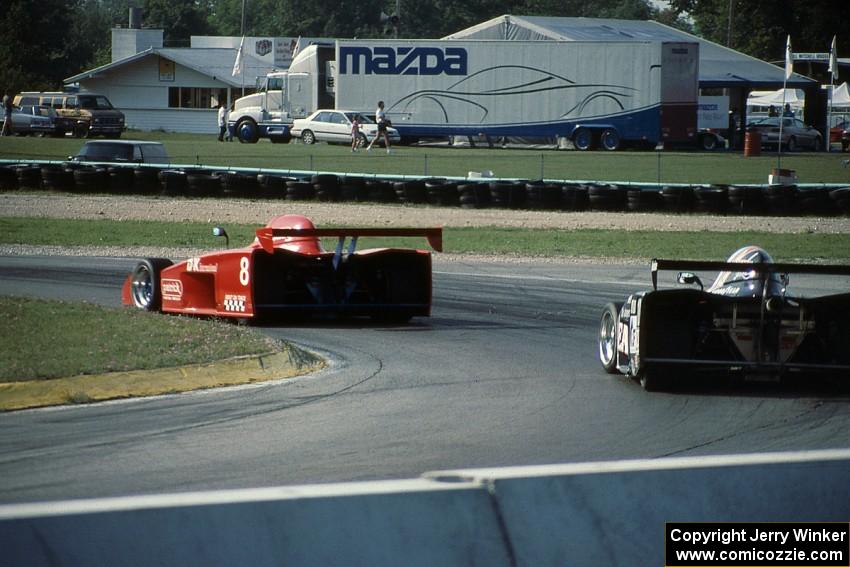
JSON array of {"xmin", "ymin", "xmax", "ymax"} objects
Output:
[{"xmin": 350, "ymin": 116, "xmax": 361, "ymax": 152}]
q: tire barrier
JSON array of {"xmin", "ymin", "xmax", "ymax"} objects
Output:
[
  {"xmin": 257, "ymin": 174, "xmax": 289, "ymax": 199},
  {"xmin": 2, "ymin": 161, "xmax": 849, "ymax": 216},
  {"xmin": 0, "ymin": 165, "xmax": 18, "ymax": 191},
  {"xmin": 424, "ymin": 178, "xmax": 459, "ymax": 207},
  {"xmin": 72, "ymin": 166, "xmax": 108, "ymax": 194},
  {"xmin": 133, "ymin": 168, "xmax": 160, "ymax": 195},
  {"xmin": 285, "ymin": 179, "xmax": 315, "ymax": 201},
  {"xmin": 490, "ymin": 180, "xmax": 527, "ymax": 209},
  {"xmin": 312, "ymin": 174, "xmax": 339, "ymax": 202},
  {"xmin": 458, "ymin": 182, "xmax": 491, "ymax": 209},
  {"xmin": 15, "ymin": 165, "xmax": 42, "ymax": 190},
  {"xmin": 39, "ymin": 165, "xmax": 75, "ymax": 191},
  {"xmin": 108, "ymin": 166, "xmax": 136, "ymax": 194},
  {"xmin": 525, "ymin": 180, "xmax": 561, "ymax": 210}
]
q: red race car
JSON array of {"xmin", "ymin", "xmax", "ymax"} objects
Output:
[{"xmin": 122, "ymin": 214, "xmax": 442, "ymax": 322}]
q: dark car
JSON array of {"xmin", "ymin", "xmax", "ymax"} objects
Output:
[
  {"xmin": 830, "ymin": 120, "xmax": 849, "ymax": 152},
  {"xmin": 747, "ymin": 116, "xmax": 823, "ymax": 151},
  {"xmin": 69, "ymin": 140, "xmax": 170, "ymax": 164},
  {"xmin": 597, "ymin": 246, "xmax": 850, "ymax": 391}
]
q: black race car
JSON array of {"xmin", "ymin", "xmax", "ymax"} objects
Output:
[{"xmin": 598, "ymin": 246, "xmax": 850, "ymax": 390}]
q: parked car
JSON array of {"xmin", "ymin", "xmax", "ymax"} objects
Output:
[
  {"xmin": 746, "ymin": 116, "xmax": 823, "ymax": 151},
  {"xmin": 9, "ymin": 105, "xmax": 55, "ymax": 136},
  {"xmin": 13, "ymin": 91, "xmax": 125, "ymax": 138},
  {"xmin": 291, "ymin": 110, "xmax": 401, "ymax": 147},
  {"xmin": 69, "ymin": 140, "xmax": 170, "ymax": 164},
  {"xmin": 829, "ymin": 120, "xmax": 849, "ymax": 151}
]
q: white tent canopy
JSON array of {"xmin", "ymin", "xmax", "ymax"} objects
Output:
[
  {"xmin": 832, "ymin": 82, "xmax": 850, "ymax": 108},
  {"xmin": 747, "ymin": 88, "xmax": 805, "ymax": 109}
]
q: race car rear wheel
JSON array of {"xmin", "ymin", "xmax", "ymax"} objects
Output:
[
  {"xmin": 130, "ymin": 258, "xmax": 173, "ymax": 311},
  {"xmin": 598, "ymin": 302, "xmax": 622, "ymax": 373}
]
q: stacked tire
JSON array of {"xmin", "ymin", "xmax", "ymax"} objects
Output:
[
  {"xmin": 525, "ymin": 181, "xmax": 562, "ymax": 210},
  {"xmin": 660, "ymin": 186, "xmax": 694, "ymax": 213},
  {"xmin": 73, "ymin": 166, "xmax": 108, "ymax": 193},
  {"xmin": 458, "ymin": 182, "xmax": 491, "ymax": 209},
  {"xmin": 312, "ymin": 174, "xmax": 339, "ymax": 202},
  {"xmin": 425, "ymin": 178, "xmax": 459, "ymax": 207},
  {"xmin": 693, "ymin": 185, "xmax": 728, "ymax": 214},
  {"xmin": 727, "ymin": 185, "xmax": 765, "ymax": 215},
  {"xmin": 560, "ymin": 184, "xmax": 589, "ymax": 211},
  {"xmin": 830, "ymin": 187, "xmax": 850, "ymax": 215},
  {"xmin": 15, "ymin": 165, "xmax": 42, "ymax": 190},
  {"xmin": 108, "ymin": 166, "xmax": 136, "ymax": 194},
  {"xmin": 40, "ymin": 165, "xmax": 74, "ymax": 191},
  {"xmin": 285, "ymin": 179, "xmax": 315, "ymax": 201},
  {"xmin": 394, "ymin": 180, "xmax": 428, "ymax": 204},
  {"xmin": 0, "ymin": 166, "xmax": 18, "ymax": 191},
  {"xmin": 490, "ymin": 180, "xmax": 526, "ymax": 209}
]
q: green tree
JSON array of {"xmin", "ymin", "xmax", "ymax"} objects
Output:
[
  {"xmin": 143, "ymin": 0, "xmax": 212, "ymax": 45},
  {"xmin": 0, "ymin": 0, "xmax": 79, "ymax": 93},
  {"xmin": 667, "ymin": 0, "xmax": 847, "ymax": 62}
]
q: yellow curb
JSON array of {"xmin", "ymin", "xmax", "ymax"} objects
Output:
[{"xmin": 0, "ymin": 346, "xmax": 325, "ymax": 412}]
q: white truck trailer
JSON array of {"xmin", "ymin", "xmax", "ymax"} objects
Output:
[{"xmin": 229, "ymin": 39, "xmax": 698, "ymax": 150}]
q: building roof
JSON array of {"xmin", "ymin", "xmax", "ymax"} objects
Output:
[
  {"xmin": 444, "ymin": 15, "xmax": 817, "ymax": 89},
  {"xmin": 65, "ymin": 47, "xmax": 276, "ymax": 87}
]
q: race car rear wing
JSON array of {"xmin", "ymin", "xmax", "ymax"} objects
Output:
[
  {"xmin": 255, "ymin": 227, "xmax": 443, "ymax": 255},
  {"xmin": 651, "ymin": 259, "xmax": 850, "ymax": 290}
]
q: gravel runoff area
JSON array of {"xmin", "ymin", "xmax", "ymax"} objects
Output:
[{"xmin": 3, "ymin": 193, "xmax": 850, "ymax": 263}]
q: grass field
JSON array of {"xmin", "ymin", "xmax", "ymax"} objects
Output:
[
  {"xmin": 0, "ymin": 295, "xmax": 281, "ymax": 384},
  {"xmin": 3, "ymin": 217, "xmax": 849, "ymax": 262},
  {"xmin": 2, "ymin": 130, "xmax": 849, "ymax": 185}
]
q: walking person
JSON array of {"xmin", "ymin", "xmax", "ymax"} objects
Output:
[
  {"xmin": 225, "ymin": 103, "xmax": 234, "ymax": 142},
  {"xmin": 366, "ymin": 101, "xmax": 391, "ymax": 154},
  {"xmin": 217, "ymin": 102, "xmax": 226, "ymax": 142},
  {"xmin": 350, "ymin": 114, "xmax": 361, "ymax": 152},
  {"xmin": 1, "ymin": 91, "xmax": 13, "ymax": 137}
]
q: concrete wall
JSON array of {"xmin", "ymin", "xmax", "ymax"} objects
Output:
[{"xmin": 2, "ymin": 449, "xmax": 849, "ymax": 567}]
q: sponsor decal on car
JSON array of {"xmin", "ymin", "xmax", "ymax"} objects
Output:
[
  {"xmin": 162, "ymin": 279, "xmax": 183, "ymax": 301},
  {"xmin": 186, "ymin": 257, "xmax": 218, "ymax": 273},
  {"xmin": 223, "ymin": 293, "xmax": 247, "ymax": 312}
]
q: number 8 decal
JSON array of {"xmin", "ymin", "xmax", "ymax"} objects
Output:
[{"xmin": 239, "ymin": 256, "xmax": 250, "ymax": 286}]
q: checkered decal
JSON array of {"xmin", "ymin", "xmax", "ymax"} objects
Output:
[{"xmin": 223, "ymin": 298, "xmax": 246, "ymax": 312}]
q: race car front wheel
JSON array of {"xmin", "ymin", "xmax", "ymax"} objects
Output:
[
  {"xmin": 598, "ymin": 302, "xmax": 622, "ymax": 373},
  {"xmin": 130, "ymin": 258, "xmax": 173, "ymax": 311}
]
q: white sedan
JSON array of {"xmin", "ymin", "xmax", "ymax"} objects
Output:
[{"xmin": 291, "ymin": 109, "xmax": 400, "ymax": 147}]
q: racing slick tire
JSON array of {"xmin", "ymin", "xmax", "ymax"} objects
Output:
[
  {"xmin": 598, "ymin": 302, "xmax": 622, "ymax": 374},
  {"xmin": 130, "ymin": 258, "xmax": 173, "ymax": 312}
]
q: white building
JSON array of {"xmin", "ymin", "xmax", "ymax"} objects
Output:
[{"xmin": 65, "ymin": 22, "xmax": 316, "ymax": 134}]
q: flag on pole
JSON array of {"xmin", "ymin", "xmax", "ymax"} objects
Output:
[
  {"xmin": 784, "ymin": 35, "xmax": 793, "ymax": 80},
  {"xmin": 829, "ymin": 35, "xmax": 838, "ymax": 80},
  {"xmin": 232, "ymin": 36, "xmax": 245, "ymax": 77}
]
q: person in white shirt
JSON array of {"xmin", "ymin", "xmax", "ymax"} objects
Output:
[
  {"xmin": 366, "ymin": 101, "xmax": 392, "ymax": 153},
  {"xmin": 217, "ymin": 103, "xmax": 227, "ymax": 141}
]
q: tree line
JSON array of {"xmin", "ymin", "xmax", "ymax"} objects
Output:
[{"xmin": 0, "ymin": 0, "xmax": 845, "ymax": 97}]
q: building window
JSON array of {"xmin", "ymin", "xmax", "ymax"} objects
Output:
[{"xmin": 167, "ymin": 87, "xmax": 229, "ymax": 109}]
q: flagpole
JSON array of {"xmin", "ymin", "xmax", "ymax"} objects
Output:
[
  {"xmin": 778, "ymin": 35, "xmax": 792, "ymax": 170},
  {"xmin": 828, "ymin": 35, "xmax": 837, "ymax": 153}
]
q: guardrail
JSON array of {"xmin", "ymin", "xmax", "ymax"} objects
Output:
[{"xmin": 2, "ymin": 449, "xmax": 848, "ymax": 566}]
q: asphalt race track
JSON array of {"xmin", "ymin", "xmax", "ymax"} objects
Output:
[{"xmin": 1, "ymin": 256, "xmax": 849, "ymax": 504}]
